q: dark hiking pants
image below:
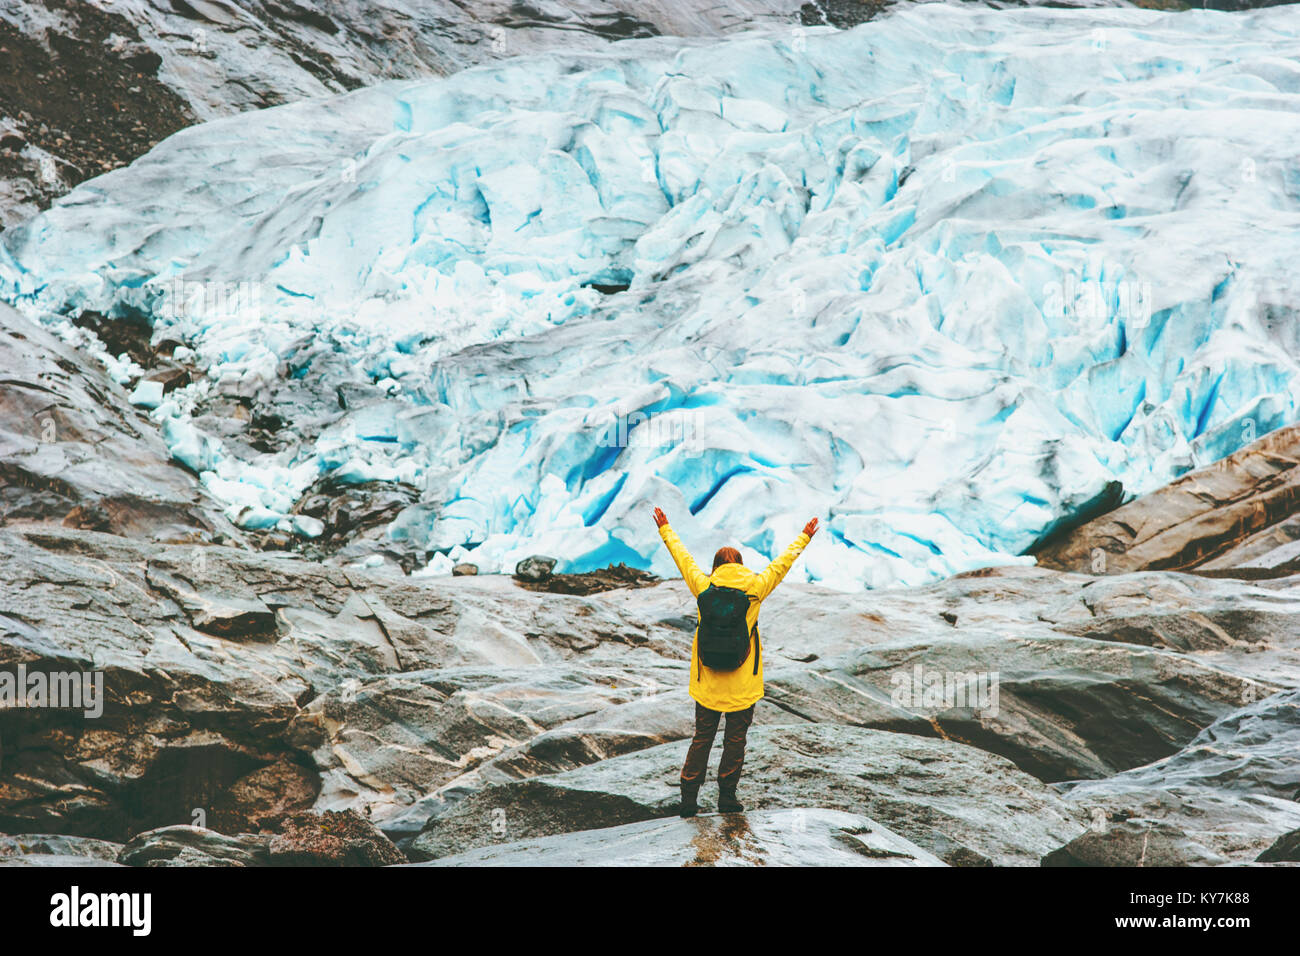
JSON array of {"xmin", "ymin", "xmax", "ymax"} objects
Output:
[{"xmin": 680, "ymin": 702, "xmax": 755, "ymax": 790}]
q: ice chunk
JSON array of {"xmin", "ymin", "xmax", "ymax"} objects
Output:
[
  {"xmin": 128, "ymin": 379, "xmax": 164, "ymax": 409},
  {"xmin": 292, "ymin": 514, "xmax": 325, "ymax": 538}
]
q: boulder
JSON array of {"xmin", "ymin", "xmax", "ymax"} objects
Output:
[
  {"xmin": 118, "ymin": 826, "xmax": 270, "ymax": 867},
  {"xmin": 514, "ymin": 555, "xmax": 558, "ymax": 582},
  {"xmin": 1043, "ymin": 819, "xmax": 1228, "ymax": 867},
  {"xmin": 1257, "ymin": 828, "xmax": 1300, "ymax": 863},
  {"xmin": 266, "ymin": 810, "xmax": 405, "ymax": 867}
]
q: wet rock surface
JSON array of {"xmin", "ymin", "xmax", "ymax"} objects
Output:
[
  {"xmin": 412, "ymin": 808, "xmax": 947, "ymax": 866},
  {"xmin": 1043, "ymin": 819, "xmax": 1232, "ymax": 867},
  {"xmin": 407, "ymin": 722, "xmax": 1089, "ymax": 865},
  {"xmin": 1048, "ymin": 688, "xmax": 1300, "ymax": 865}
]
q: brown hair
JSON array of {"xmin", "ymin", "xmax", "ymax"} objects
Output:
[{"xmin": 712, "ymin": 547, "xmax": 742, "ymax": 571}]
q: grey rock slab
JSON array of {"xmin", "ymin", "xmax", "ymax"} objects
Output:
[
  {"xmin": 413, "ymin": 808, "xmax": 946, "ymax": 867},
  {"xmin": 1056, "ymin": 689, "xmax": 1300, "ymax": 863},
  {"xmin": 768, "ymin": 627, "xmax": 1272, "ymax": 783},
  {"xmin": 410, "ymin": 723, "xmax": 1087, "ymax": 866},
  {"xmin": 0, "ymin": 832, "xmax": 122, "ymax": 861},
  {"xmin": 0, "ymin": 853, "xmax": 126, "ymax": 867},
  {"xmin": 118, "ymin": 825, "xmax": 270, "ymax": 867}
]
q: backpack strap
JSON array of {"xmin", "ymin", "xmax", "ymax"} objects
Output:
[
  {"xmin": 696, "ymin": 586, "xmax": 708, "ymax": 683},
  {"xmin": 752, "ymin": 626, "xmax": 760, "ymax": 675}
]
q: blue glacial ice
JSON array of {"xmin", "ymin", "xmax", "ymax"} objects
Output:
[{"xmin": 3, "ymin": 3, "xmax": 1300, "ymax": 590}]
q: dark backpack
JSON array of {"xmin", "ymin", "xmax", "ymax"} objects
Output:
[{"xmin": 696, "ymin": 584, "xmax": 759, "ymax": 679}]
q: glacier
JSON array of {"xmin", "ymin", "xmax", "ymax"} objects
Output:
[{"xmin": 3, "ymin": 3, "xmax": 1300, "ymax": 591}]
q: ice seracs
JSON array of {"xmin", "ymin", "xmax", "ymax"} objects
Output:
[{"xmin": 3, "ymin": 5, "xmax": 1300, "ymax": 590}]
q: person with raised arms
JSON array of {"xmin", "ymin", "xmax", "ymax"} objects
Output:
[{"xmin": 652, "ymin": 506, "xmax": 818, "ymax": 817}]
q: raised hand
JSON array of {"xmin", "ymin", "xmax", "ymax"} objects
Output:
[
  {"xmin": 653, "ymin": 507, "xmax": 668, "ymax": 528},
  {"xmin": 803, "ymin": 517, "xmax": 819, "ymax": 538}
]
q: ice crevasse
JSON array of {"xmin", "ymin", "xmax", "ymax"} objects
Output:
[{"xmin": 3, "ymin": 3, "xmax": 1300, "ymax": 591}]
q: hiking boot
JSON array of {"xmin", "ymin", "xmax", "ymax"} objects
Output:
[
  {"xmin": 718, "ymin": 785, "xmax": 744, "ymax": 814},
  {"xmin": 678, "ymin": 783, "xmax": 701, "ymax": 818}
]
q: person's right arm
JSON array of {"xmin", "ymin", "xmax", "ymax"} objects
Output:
[{"xmin": 653, "ymin": 507, "xmax": 711, "ymax": 597}]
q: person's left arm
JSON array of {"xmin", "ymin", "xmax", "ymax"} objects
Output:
[{"xmin": 753, "ymin": 517, "xmax": 819, "ymax": 600}]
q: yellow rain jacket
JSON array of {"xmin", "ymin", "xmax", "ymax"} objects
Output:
[{"xmin": 658, "ymin": 523, "xmax": 811, "ymax": 712}]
